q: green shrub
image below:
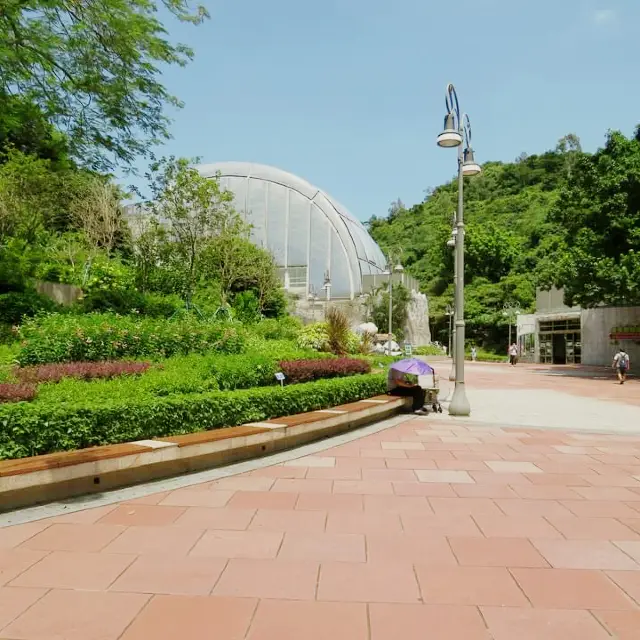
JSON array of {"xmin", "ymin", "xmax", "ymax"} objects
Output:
[
  {"xmin": 232, "ymin": 291, "xmax": 261, "ymax": 324},
  {"xmin": 17, "ymin": 313, "xmax": 246, "ymax": 365},
  {"xmin": 413, "ymin": 345, "xmax": 446, "ymax": 357},
  {"xmin": 252, "ymin": 316, "xmax": 302, "ymax": 342},
  {"xmin": 0, "ymin": 373, "xmax": 387, "ymax": 459},
  {"xmin": 0, "ymin": 290, "xmax": 59, "ymax": 325}
]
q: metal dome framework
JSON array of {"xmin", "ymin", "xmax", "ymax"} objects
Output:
[{"xmin": 197, "ymin": 162, "xmax": 388, "ymax": 299}]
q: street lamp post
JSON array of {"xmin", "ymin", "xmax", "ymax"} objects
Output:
[
  {"xmin": 503, "ymin": 302, "xmax": 521, "ymax": 349},
  {"xmin": 446, "ymin": 223, "xmax": 457, "ymax": 382},
  {"xmin": 445, "ymin": 304, "xmax": 454, "ymax": 362},
  {"xmin": 437, "ymin": 83, "xmax": 482, "ymax": 417},
  {"xmin": 385, "ymin": 256, "xmax": 403, "ymax": 355}
]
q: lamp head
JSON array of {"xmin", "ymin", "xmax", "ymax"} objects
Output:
[
  {"xmin": 462, "ymin": 147, "xmax": 482, "ymax": 176},
  {"xmin": 437, "ymin": 112, "xmax": 463, "ymax": 148}
]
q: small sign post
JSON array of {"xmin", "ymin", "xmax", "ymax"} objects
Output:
[{"xmin": 275, "ymin": 372, "xmax": 285, "ymax": 388}]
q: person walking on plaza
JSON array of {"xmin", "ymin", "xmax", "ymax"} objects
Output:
[
  {"xmin": 508, "ymin": 343, "xmax": 519, "ymax": 366},
  {"xmin": 471, "ymin": 346, "xmax": 477, "ymax": 362},
  {"xmin": 612, "ymin": 348, "xmax": 630, "ymax": 384}
]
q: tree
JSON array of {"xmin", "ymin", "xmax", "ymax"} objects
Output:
[
  {"xmin": 144, "ymin": 156, "xmax": 238, "ymax": 306},
  {"xmin": 1, "ymin": 0, "xmax": 208, "ymax": 171},
  {"xmin": 71, "ymin": 179, "xmax": 125, "ymax": 255},
  {"xmin": 368, "ymin": 283, "xmax": 411, "ymax": 339},
  {"xmin": 547, "ymin": 128, "xmax": 640, "ymax": 307}
]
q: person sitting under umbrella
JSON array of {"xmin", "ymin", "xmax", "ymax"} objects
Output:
[{"xmin": 387, "ymin": 360, "xmax": 428, "ymax": 414}]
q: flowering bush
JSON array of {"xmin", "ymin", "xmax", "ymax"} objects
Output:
[
  {"xmin": 0, "ymin": 383, "xmax": 37, "ymax": 403},
  {"xmin": 16, "ymin": 313, "xmax": 246, "ymax": 365},
  {"xmin": 296, "ymin": 322, "xmax": 361, "ymax": 354},
  {"xmin": 279, "ymin": 357, "xmax": 370, "ymax": 384},
  {"xmin": 15, "ymin": 361, "xmax": 151, "ymax": 384}
]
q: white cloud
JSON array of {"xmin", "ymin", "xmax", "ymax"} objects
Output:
[{"xmin": 591, "ymin": 8, "xmax": 617, "ymax": 25}]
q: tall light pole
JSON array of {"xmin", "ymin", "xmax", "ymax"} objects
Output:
[
  {"xmin": 445, "ymin": 304, "xmax": 453, "ymax": 360},
  {"xmin": 437, "ymin": 83, "xmax": 482, "ymax": 416},
  {"xmin": 386, "ymin": 254, "xmax": 403, "ymax": 355},
  {"xmin": 503, "ymin": 302, "xmax": 521, "ymax": 349},
  {"xmin": 446, "ymin": 224, "xmax": 457, "ymax": 382}
]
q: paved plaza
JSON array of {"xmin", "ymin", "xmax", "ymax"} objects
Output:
[{"xmin": 1, "ymin": 363, "xmax": 640, "ymax": 639}]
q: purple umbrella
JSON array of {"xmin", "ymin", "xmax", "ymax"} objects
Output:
[{"xmin": 390, "ymin": 358, "xmax": 434, "ymax": 375}]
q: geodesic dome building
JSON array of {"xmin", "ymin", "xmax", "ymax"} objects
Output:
[{"xmin": 196, "ymin": 162, "xmax": 388, "ymax": 300}]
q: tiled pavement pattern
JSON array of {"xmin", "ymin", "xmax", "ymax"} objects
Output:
[{"xmin": 1, "ymin": 365, "xmax": 640, "ymax": 638}]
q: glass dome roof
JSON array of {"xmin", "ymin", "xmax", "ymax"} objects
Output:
[{"xmin": 197, "ymin": 162, "xmax": 388, "ymax": 299}]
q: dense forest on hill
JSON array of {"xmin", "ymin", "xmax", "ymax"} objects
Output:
[{"xmin": 367, "ymin": 129, "xmax": 640, "ymax": 350}]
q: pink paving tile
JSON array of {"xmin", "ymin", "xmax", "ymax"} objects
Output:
[
  {"xmin": 546, "ymin": 516, "xmax": 640, "ymax": 540},
  {"xmin": 10, "ymin": 550, "xmax": 135, "ymax": 590},
  {"xmin": 360, "ymin": 449, "xmax": 408, "ymax": 459},
  {"xmin": 454, "ymin": 451, "xmax": 503, "ymax": 462},
  {"xmin": 0, "ymin": 522, "xmax": 51, "ymax": 549},
  {"xmin": 536, "ymin": 462, "xmax": 597, "ymax": 475},
  {"xmin": 250, "ymin": 465, "xmax": 307, "ymax": 478},
  {"xmin": 305, "ymin": 466, "xmax": 362, "ymax": 480},
  {"xmin": 211, "ymin": 476, "xmax": 275, "ymax": 491},
  {"xmin": 582, "ymin": 474, "xmax": 640, "ymax": 487},
  {"xmin": 481, "ymin": 606, "xmax": 611, "ymax": 640},
  {"xmin": 495, "ymin": 498, "xmax": 574, "ymax": 517},
  {"xmin": 366, "ymin": 534, "xmax": 457, "ymax": 565},
  {"xmin": 270, "ymin": 479, "xmax": 333, "ymax": 493},
  {"xmin": 2, "ymin": 589, "xmax": 149, "ymax": 640},
  {"xmin": 48, "ymin": 504, "xmax": 118, "ymax": 524},
  {"xmin": 613, "ymin": 540, "xmax": 640, "ymax": 564},
  {"xmin": 119, "ymin": 594, "xmax": 257, "ymax": 640},
  {"xmin": 579, "ymin": 486, "xmax": 640, "ymax": 501},
  {"xmin": 469, "ymin": 471, "xmax": 532, "ymax": 485},
  {"xmin": 532, "ymin": 539, "xmax": 640, "ymax": 570},
  {"xmin": 110, "ymin": 554, "xmax": 227, "ymax": 595},
  {"xmin": 335, "ymin": 456, "xmax": 387, "ymax": 468},
  {"xmin": 296, "ymin": 493, "xmax": 364, "ymax": 512},
  {"xmin": 333, "ymin": 479, "xmax": 395, "ymax": 495},
  {"xmin": 20, "ymin": 523, "xmax": 125, "ymax": 552},
  {"xmin": 407, "ymin": 449, "xmax": 455, "ymax": 461},
  {"xmin": 385, "ymin": 458, "xmax": 438, "ymax": 470},
  {"xmin": 561, "ymin": 500, "xmax": 640, "ymax": 518},
  {"xmin": 525, "ymin": 473, "xmax": 593, "ymax": 486},
  {"xmin": 0, "ymin": 549, "xmax": 48, "ymax": 587},
  {"xmin": 511, "ymin": 567, "xmax": 637, "ymax": 609},
  {"xmin": 622, "ymin": 518, "xmax": 640, "ymax": 535},
  {"xmin": 449, "ymin": 537, "xmax": 549, "ymax": 567},
  {"xmin": 392, "ymin": 481, "xmax": 456, "ymax": 497},
  {"xmin": 123, "ymin": 491, "xmax": 172, "ymax": 505},
  {"xmin": 173, "ymin": 506, "xmax": 256, "ymax": 529},
  {"xmin": 400, "ymin": 514, "xmax": 483, "ymax": 537},
  {"xmin": 318, "ymin": 562, "xmax": 421, "ymax": 603},
  {"xmin": 512, "ymin": 484, "xmax": 584, "ymax": 500},
  {"xmin": 249, "ymin": 508, "xmax": 326, "ymax": 533},
  {"xmin": 0, "ymin": 586, "xmax": 47, "ymax": 630},
  {"xmin": 594, "ymin": 611, "xmax": 640, "ymax": 640},
  {"xmin": 159, "ymin": 488, "xmax": 235, "ymax": 507},
  {"xmin": 361, "ymin": 468, "xmax": 418, "ymax": 481},
  {"xmin": 104, "ymin": 525, "xmax": 204, "ymax": 556},
  {"xmin": 278, "ymin": 532, "xmax": 365, "ymax": 562},
  {"xmin": 213, "ymin": 558, "xmax": 319, "ymax": 600},
  {"xmin": 189, "ymin": 529, "xmax": 283, "ymax": 559},
  {"xmin": 380, "ymin": 441, "xmax": 425, "ymax": 450},
  {"xmin": 429, "ymin": 497, "xmax": 503, "ymax": 517},
  {"xmin": 415, "ymin": 469, "xmax": 475, "ymax": 483},
  {"xmin": 607, "ymin": 570, "xmax": 640, "ymax": 604},
  {"xmin": 436, "ymin": 460, "xmax": 489, "ymax": 471},
  {"xmin": 246, "ymin": 600, "xmax": 368, "ymax": 640},
  {"xmin": 472, "ymin": 514, "xmax": 563, "ymax": 539},
  {"xmin": 327, "ymin": 511, "xmax": 403, "ymax": 534},
  {"xmin": 485, "ymin": 461, "xmax": 543, "ymax": 473},
  {"xmin": 369, "ymin": 603, "xmax": 490, "ymax": 640},
  {"xmin": 363, "ymin": 495, "xmax": 433, "ymax": 514},
  {"xmin": 452, "ymin": 483, "xmax": 518, "ymax": 499},
  {"xmin": 415, "ymin": 565, "xmax": 529, "ymax": 606},
  {"xmin": 227, "ymin": 490, "xmax": 299, "ymax": 510},
  {"xmin": 98, "ymin": 504, "xmax": 186, "ymax": 526}
]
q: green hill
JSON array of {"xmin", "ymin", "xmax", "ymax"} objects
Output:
[{"xmin": 367, "ymin": 140, "xmax": 579, "ymax": 349}]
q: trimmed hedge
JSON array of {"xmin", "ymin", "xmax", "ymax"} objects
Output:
[
  {"xmin": 0, "ymin": 383, "xmax": 37, "ymax": 404},
  {"xmin": 280, "ymin": 358, "xmax": 370, "ymax": 384},
  {"xmin": 0, "ymin": 373, "xmax": 387, "ymax": 460},
  {"xmin": 17, "ymin": 313, "xmax": 246, "ymax": 365}
]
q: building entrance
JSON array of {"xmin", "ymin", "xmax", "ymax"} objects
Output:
[{"xmin": 538, "ymin": 318, "xmax": 581, "ymax": 365}]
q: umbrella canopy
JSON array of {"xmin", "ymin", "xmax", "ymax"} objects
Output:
[
  {"xmin": 355, "ymin": 322, "xmax": 378, "ymax": 335},
  {"xmin": 390, "ymin": 358, "xmax": 434, "ymax": 375}
]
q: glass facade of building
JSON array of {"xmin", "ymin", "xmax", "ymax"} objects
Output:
[{"xmin": 197, "ymin": 162, "xmax": 388, "ymax": 299}]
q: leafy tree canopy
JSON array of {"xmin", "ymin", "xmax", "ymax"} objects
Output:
[{"xmin": 0, "ymin": 0, "xmax": 208, "ymax": 171}]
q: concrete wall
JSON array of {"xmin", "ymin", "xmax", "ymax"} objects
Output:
[
  {"xmin": 581, "ymin": 306, "xmax": 640, "ymax": 366},
  {"xmin": 536, "ymin": 287, "xmax": 579, "ymax": 314},
  {"xmin": 35, "ymin": 281, "xmax": 83, "ymax": 307}
]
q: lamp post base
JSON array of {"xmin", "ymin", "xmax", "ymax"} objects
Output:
[
  {"xmin": 448, "ymin": 382, "xmax": 471, "ymax": 416},
  {"xmin": 448, "ymin": 359, "xmax": 456, "ymax": 382}
]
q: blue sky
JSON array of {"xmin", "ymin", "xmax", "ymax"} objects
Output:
[{"xmin": 127, "ymin": 0, "xmax": 639, "ymax": 221}]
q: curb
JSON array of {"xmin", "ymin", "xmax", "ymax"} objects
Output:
[{"xmin": 0, "ymin": 395, "xmax": 410, "ymax": 512}]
